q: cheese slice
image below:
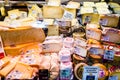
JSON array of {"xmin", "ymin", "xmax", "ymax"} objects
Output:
[
  {"xmin": 0, "ymin": 27, "xmax": 45, "ymax": 47},
  {"xmin": 7, "ymin": 62, "xmax": 33, "ymax": 79},
  {"xmin": 0, "ymin": 57, "xmax": 10, "ymax": 69},
  {"xmin": 48, "ymin": 25, "xmax": 59, "ymax": 36},
  {"xmin": 66, "ymin": 1, "xmax": 80, "ymax": 9},
  {"xmin": 99, "ymin": 14, "xmax": 119, "ymax": 27},
  {"xmin": 43, "ymin": 6, "xmax": 64, "ymax": 19},
  {"xmin": 0, "ymin": 56, "xmax": 20, "ymax": 77}
]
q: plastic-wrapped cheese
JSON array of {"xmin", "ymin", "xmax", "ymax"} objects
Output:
[
  {"xmin": 63, "ymin": 37, "xmax": 74, "ymax": 48},
  {"xmin": 99, "ymin": 14, "xmax": 119, "ymax": 27}
]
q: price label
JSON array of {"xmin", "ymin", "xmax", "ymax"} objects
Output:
[
  {"xmin": 104, "ymin": 50, "xmax": 115, "ymax": 60},
  {"xmin": 82, "ymin": 66, "xmax": 99, "ymax": 80},
  {"xmin": 62, "ymin": 10, "xmax": 74, "ymax": 20},
  {"xmin": 0, "ymin": 36, "xmax": 5, "ymax": 59},
  {"xmin": 108, "ymin": 76, "xmax": 118, "ymax": 80},
  {"xmin": 74, "ymin": 46, "xmax": 87, "ymax": 57},
  {"xmin": 89, "ymin": 47, "xmax": 104, "ymax": 55},
  {"xmin": 75, "ymin": 38, "xmax": 87, "ymax": 47}
]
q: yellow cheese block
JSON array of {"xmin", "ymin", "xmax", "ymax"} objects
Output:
[
  {"xmin": 99, "ymin": 14, "xmax": 119, "ymax": 27},
  {"xmin": 0, "ymin": 27, "xmax": 45, "ymax": 47},
  {"xmin": 82, "ymin": 13, "xmax": 99, "ymax": 24},
  {"xmin": 48, "ymin": 25, "xmax": 59, "ymax": 36},
  {"xmin": 64, "ymin": 8, "xmax": 76, "ymax": 18},
  {"xmin": 4, "ymin": 42, "xmax": 40, "ymax": 56},
  {"xmin": 0, "ymin": 57, "xmax": 10, "ymax": 69},
  {"xmin": 43, "ymin": 6, "xmax": 64, "ymax": 19},
  {"xmin": 9, "ymin": 62, "xmax": 33, "ymax": 79}
]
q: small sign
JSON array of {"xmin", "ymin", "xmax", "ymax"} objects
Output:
[
  {"xmin": 108, "ymin": 76, "xmax": 118, "ymax": 80},
  {"xmin": 62, "ymin": 10, "xmax": 74, "ymax": 20},
  {"xmin": 89, "ymin": 47, "xmax": 104, "ymax": 55},
  {"xmin": 75, "ymin": 38, "xmax": 87, "ymax": 47},
  {"xmin": 104, "ymin": 50, "xmax": 115, "ymax": 60},
  {"xmin": 82, "ymin": 66, "xmax": 99, "ymax": 80},
  {"xmin": 74, "ymin": 46, "xmax": 87, "ymax": 57},
  {"xmin": 0, "ymin": 36, "xmax": 5, "ymax": 59}
]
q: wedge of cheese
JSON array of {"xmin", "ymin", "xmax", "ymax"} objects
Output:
[
  {"xmin": 0, "ymin": 57, "xmax": 10, "ymax": 69},
  {"xmin": 0, "ymin": 56, "xmax": 20, "ymax": 77},
  {"xmin": 86, "ymin": 24, "xmax": 102, "ymax": 41},
  {"xmin": 8, "ymin": 9, "xmax": 20, "ymax": 19},
  {"xmin": 43, "ymin": 6, "xmax": 64, "ymax": 19},
  {"xmin": 99, "ymin": 14, "xmax": 119, "ymax": 27},
  {"xmin": 66, "ymin": 1, "xmax": 80, "ymax": 9},
  {"xmin": 0, "ymin": 27, "xmax": 45, "ymax": 47},
  {"xmin": 48, "ymin": 25, "xmax": 59, "ymax": 36},
  {"xmin": 4, "ymin": 42, "xmax": 39, "ymax": 56},
  {"xmin": 7, "ymin": 62, "xmax": 33, "ymax": 79}
]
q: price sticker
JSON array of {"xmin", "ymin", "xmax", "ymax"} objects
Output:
[
  {"xmin": 104, "ymin": 50, "xmax": 115, "ymax": 60},
  {"xmin": 108, "ymin": 76, "xmax": 118, "ymax": 80},
  {"xmin": 62, "ymin": 10, "xmax": 74, "ymax": 20},
  {"xmin": 82, "ymin": 66, "xmax": 99, "ymax": 80},
  {"xmin": 0, "ymin": 36, "xmax": 5, "ymax": 59},
  {"xmin": 89, "ymin": 47, "xmax": 104, "ymax": 55}
]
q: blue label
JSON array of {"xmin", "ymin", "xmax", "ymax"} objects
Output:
[
  {"xmin": 104, "ymin": 50, "xmax": 115, "ymax": 60},
  {"xmin": 60, "ymin": 68, "xmax": 72, "ymax": 79},
  {"xmin": 108, "ymin": 76, "xmax": 118, "ymax": 80}
]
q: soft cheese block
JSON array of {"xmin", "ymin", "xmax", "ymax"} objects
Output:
[
  {"xmin": 0, "ymin": 27, "xmax": 45, "ymax": 47},
  {"xmin": 43, "ymin": 6, "xmax": 64, "ymax": 19}
]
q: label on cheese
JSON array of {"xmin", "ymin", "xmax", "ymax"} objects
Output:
[
  {"xmin": 99, "ymin": 19, "xmax": 108, "ymax": 26},
  {"xmin": 102, "ymin": 35, "xmax": 110, "ymax": 42},
  {"xmin": 82, "ymin": 66, "xmax": 99, "ymax": 80},
  {"xmin": 74, "ymin": 38, "xmax": 87, "ymax": 47},
  {"xmin": 108, "ymin": 76, "xmax": 118, "ymax": 80},
  {"xmin": 103, "ymin": 50, "xmax": 115, "ymax": 60},
  {"xmin": 0, "ymin": 36, "xmax": 5, "ymax": 59},
  {"xmin": 62, "ymin": 10, "xmax": 74, "ymax": 20},
  {"xmin": 89, "ymin": 47, "xmax": 104, "ymax": 55},
  {"xmin": 74, "ymin": 46, "xmax": 87, "ymax": 57}
]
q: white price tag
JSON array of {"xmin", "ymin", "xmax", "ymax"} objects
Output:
[
  {"xmin": 108, "ymin": 76, "xmax": 118, "ymax": 80},
  {"xmin": 75, "ymin": 38, "xmax": 87, "ymax": 47},
  {"xmin": 89, "ymin": 47, "xmax": 104, "ymax": 55},
  {"xmin": 82, "ymin": 66, "xmax": 99, "ymax": 80},
  {"xmin": 99, "ymin": 19, "xmax": 108, "ymax": 26},
  {"xmin": 74, "ymin": 46, "xmax": 87, "ymax": 57},
  {"xmin": 104, "ymin": 50, "xmax": 115, "ymax": 60},
  {"xmin": 62, "ymin": 10, "xmax": 74, "ymax": 20}
]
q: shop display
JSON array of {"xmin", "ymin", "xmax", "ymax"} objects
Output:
[{"xmin": 0, "ymin": 0, "xmax": 119, "ymax": 80}]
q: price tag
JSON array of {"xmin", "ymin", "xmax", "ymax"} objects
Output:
[
  {"xmin": 89, "ymin": 47, "xmax": 104, "ymax": 55},
  {"xmin": 82, "ymin": 66, "xmax": 99, "ymax": 80},
  {"xmin": 104, "ymin": 50, "xmax": 115, "ymax": 60},
  {"xmin": 108, "ymin": 76, "xmax": 118, "ymax": 80},
  {"xmin": 75, "ymin": 38, "xmax": 87, "ymax": 47},
  {"xmin": 62, "ymin": 10, "xmax": 74, "ymax": 20},
  {"xmin": 0, "ymin": 36, "xmax": 5, "ymax": 59},
  {"xmin": 74, "ymin": 46, "xmax": 87, "ymax": 57}
]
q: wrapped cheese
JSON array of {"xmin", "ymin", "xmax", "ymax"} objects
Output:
[
  {"xmin": 8, "ymin": 9, "xmax": 20, "ymax": 19},
  {"xmin": 66, "ymin": 1, "xmax": 80, "ymax": 9},
  {"xmin": 43, "ymin": 6, "xmax": 64, "ymax": 19},
  {"xmin": 86, "ymin": 24, "xmax": 102, "ymax": 41},
  {"xmin": 63, "ymin": 37, "xmax": 74, "ymax": 48},
  {"xmin": 99, "ymin": 14, "xmax": 119, "ymax": 27}
]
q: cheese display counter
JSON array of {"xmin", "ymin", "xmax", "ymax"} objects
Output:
[{"xmin": 0, "ymin": 0, "xmax": 120, "ymax": 80}]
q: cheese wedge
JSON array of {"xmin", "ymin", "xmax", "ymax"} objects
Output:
[
  {"xmin": 0, "ymin": 57, "xmax": 10, "ymax": 69},
  {"xmin": 8, "ymin": 9, "xmax": 20, "ymax": 19},
  {"xmin": 4, "ymin": 42, "xmax": 40, "ymax": 56},
  {"xmin": 48, "ymin": 25, "xmax": 59, "ymax": 36},
  {"xmin": 43, "ymin": 6, "xmax": 64, "ymax": 19},
  {"xmin": 99, "ymin": 14, "xmax": 119, "ymax": 27},
  {"xmin": 7, "ymin": 62, "xmax": 33, "ymax": 79},
  {"xmin": 0, "ymin": 27, "xmax": 45, "ymax": 47}
]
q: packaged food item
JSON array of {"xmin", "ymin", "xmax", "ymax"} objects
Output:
[
  {"xmin": 63, "ymin": 37, "xmax": 74, "ymax": 48},
  {"xmin": 66, "ymin": 1, "xmax": 80, "ymax": 9},
  {"xmin": 47, "ymin": 25, "xmax": 59, "ymax": 36}
]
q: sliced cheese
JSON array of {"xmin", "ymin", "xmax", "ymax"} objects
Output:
[
  {"xmin": 43, "ymin": 6, "xmax": 64, "ymax": 19},
  {"xmin": 48, "ymin": 25, "xmax": 59, "ymax": 36},
  {"xmin": 0, "ymin": 27, "xmax": 45, "ymax": 47}
]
